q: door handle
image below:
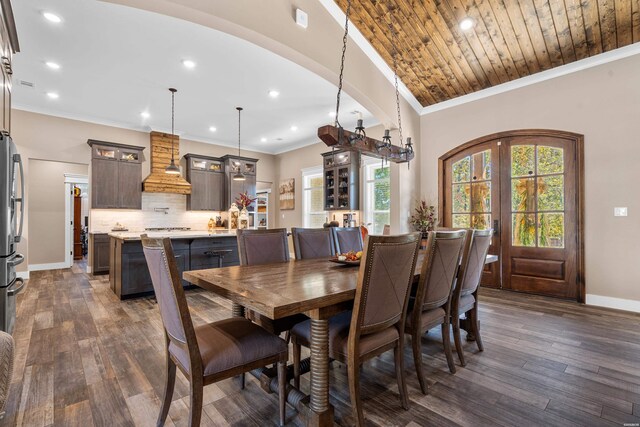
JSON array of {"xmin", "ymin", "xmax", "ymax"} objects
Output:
[
  {"xmin": 493, "ymin": 219, "xmax": 499, "ymax": 236},
  {"xmin": 14, "ymin": 153, "xmax": 24, "ymax": 243},
  {"xmin": 8, "ymin": 278, "xmax": 25, "ymax": 296},
  {"xmin": 7, "ymin": 253, "xmax": 24, "ymax": 267}
]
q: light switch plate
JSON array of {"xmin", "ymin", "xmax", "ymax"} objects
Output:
[{"xmin": 614, "ymin": 207, "xmax": 628, "ymax": 217}]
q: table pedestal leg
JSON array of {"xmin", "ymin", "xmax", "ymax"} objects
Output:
[{"xmin": 300, "ymin": 318, "xmax": 333, "ymax": 426}]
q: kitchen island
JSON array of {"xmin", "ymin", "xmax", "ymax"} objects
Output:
[{"xmin": 109, "ymin": 230, "xmax": 240, "ymax": 299}]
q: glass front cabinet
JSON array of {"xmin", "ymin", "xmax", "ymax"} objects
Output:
[{"xmin": 322, "ymin": 150, "xmax": 359, "ymax": 210}]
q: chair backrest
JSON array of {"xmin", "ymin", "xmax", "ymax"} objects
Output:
[
  {"xmin": 350, "ymin": 233, "xmax": 421, "ymax": 338},
  {"xmin": 382, "ymin": 224, "xmax": 391, "ymax": 235},
  {"xmin": 237, "ymin": 228, "xmax": 290, "ymax": 266},
  {"xmin": 457, "ymin": 229, "xmax": 493, "ymax": 297},
  {"xmin": 291, "ymin": 228, "xmax": 335, "ymax": 260},
  {"xmin": 331, "ymin": 227, "xmax": 364, "ymax": 254},
  {"xmin": 414, "ymin": 230, "xmax": 467, "ymax": 313},
  {"xmin": 141, "ymin": 236, "xmax": 198, "ymax": 354}
]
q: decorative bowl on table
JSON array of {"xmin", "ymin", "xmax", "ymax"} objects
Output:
[{"xmin": 329, "ymin": 251, "xmax": 362, "ymax": 266}]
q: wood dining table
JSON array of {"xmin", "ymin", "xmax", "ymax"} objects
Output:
[{"xmin": 183, "ymin": 252, "xmax": 498, "ymax": 426}]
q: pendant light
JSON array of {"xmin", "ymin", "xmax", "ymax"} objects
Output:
[
  {"xmin": 232, "ymin": 107, "xmax": 246, "ymax": 181},
  {"xmin": 165, "ymin": 88, "xmax": 181, "ymax": 175}
]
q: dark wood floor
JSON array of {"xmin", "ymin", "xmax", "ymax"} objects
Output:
[{"xmin": 3, "ymin": 262, "xmax": 640, "ymax": 426}]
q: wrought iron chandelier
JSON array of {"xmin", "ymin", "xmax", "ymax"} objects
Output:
[{"xmin": 317, "ymin": 0, "xmax": 414, "ymax": 166}]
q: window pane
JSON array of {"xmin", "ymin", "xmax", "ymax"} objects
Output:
[
  {"xmin": 537, "ymin": 146, "xmax": 563, "ymax": 175},
  {"xmin": 538, "ymin": 213, "xmax": 564, "ymax": 248},
  {"xmin": 511, "ymin": 145, "xmax": 535, "ymax": 177},
  {"xmin": 309, "ymin": 176, "xmax": 323, "ymax": 188},
  {"xmin": 308, "ymin": 213, "xmax": 326, "ymax": 228},
  {"xmin": 452, "ymin": 156, "xmax": 470, "ymax": 183},
  {"xmin": 471, "ymin": 182, "xmax": 491, "ymax": 213},
  {"xmin": 472, "ymin": 150, "xmax": 491, "ymax": 181},
  {"xmin": 472, "ymin": 214, "xmax": 491, "ymax": 230},
  {"xmin": 374, "ymin": 166, "xmax": 390, "ymax": 180},
  {"xmin": 511, "ymin": 178, "xmax": 535, "ymax": 212},
  {"xmin": 453, "ymin": 214, "xmax": 470, "ymax": 228},
  {"xmin": 374, "ymin": 180, "xmax": 390, "ymax": 211},
  {"xmin": 452, "ymin": 184, "xmax": 470, "ymax": 213},
  {"xmin": 512, "ymin": 213, "xmax": 536, "ymax": 247},
  {"xmin": 309, "ymin": 187, "xmax": 324, "ymax": 212},
  {"xmin": 373, "ymin": 212, "xmax": 390, "ymax": 235},
  {"xmin": 537, "ymin": 175, "xmax": 564, "ymax": 212}
]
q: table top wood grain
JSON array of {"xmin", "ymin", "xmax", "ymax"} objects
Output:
[{"xmin": 183, "ymin": 254, "xmax": 498, "ymax": 321}]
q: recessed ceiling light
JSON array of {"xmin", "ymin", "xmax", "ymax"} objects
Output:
[
  {"xmin": 43, "ymin": 12, "xmax": 62, "ymax": 23},
  {"xmin": 140, "ymin": 111, "xmax": 150, "ymax": 119},
  {"xmin": 260, "ymin": 137, "xmax": 267, "ymax": 142},
  {"xmin": 290, "ymin": 126, "xmax": 298, "ymax": 131},
  {"xmin": 328, "ymin": 111, "xmax": 336, "ymax": 117},
  {"xmin": 46, "ymin": 92, "xmax": 59, "ymax": 99},
  {"xmin": 268, "ymin": 90, "xmax": 280, "ymax": 98},
  {"xmin": 459, "ymin": 18, "xmax": 474, "ymax": 31},
  {"xmin": 209, "ymin": 126, "xmax": 217, "ymax": 132},
  {"xmin": 182, "ymin": 59, "xmax": 196, "ymax": 69},
  {"xmin": 45, "ymin": 61, "xmax": 60, "ymax": 70}
]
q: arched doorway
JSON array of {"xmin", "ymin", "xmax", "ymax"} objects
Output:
[{"xmin": 439, "ymin": 130, "xmax": 585, "ymax": 301}]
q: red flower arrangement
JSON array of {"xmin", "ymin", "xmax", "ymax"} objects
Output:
[{"xmin": 235, "ymin": 192, "xmax": 256, "ymax": 210}]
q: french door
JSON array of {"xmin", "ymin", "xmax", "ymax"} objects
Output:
[{"xmin": 440, "ymin": 130, "xmax": 584, "ymax": 301}]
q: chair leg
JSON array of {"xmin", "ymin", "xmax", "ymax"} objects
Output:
[
  {"xmin": 411, "ymin": 330, "xmax": 427, "ymax": 395},
  {"xmin": 470, "ymin": 305, "xmax": 484, "ymax": 352},
  {"xmin": 240, "ymin": 372, "xmax": 245, "ymax": 390},
  {"xmin": 284, "ymin": 330, "xmax": 291, "ymax": 344},
  {"xmin": 293, "ymin": 341, "xmax": 301, "ymax": 389},
  {"xmin": 347, "ymin": 360, "xmax": 365, "ymax": 427},
  {"xmin": 441, "ymin": 321, "xmax": 456, "ymax": 374},
  {"xmin": 157, "ymin": 356, "xmax": 176, "ymax": 427},
  {"xmin": 452, "ymin": 313, "xmax": 466, "ymax": 367},
  {"xmin": 188, "ymin": 378, "xmax": 203, "ymax": 427},
  {"xmin": 278, "ymin": 361, "xmax": 287, "ymax": 427},
  {"xmin": 394, "ymin": 340, "xmax": 409, "ymax": 410}
]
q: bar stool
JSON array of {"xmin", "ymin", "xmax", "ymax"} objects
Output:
[{"xmin": 204, "ymin": 248, "xmax": 233, "ymax": 268}]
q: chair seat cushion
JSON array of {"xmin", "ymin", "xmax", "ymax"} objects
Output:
[
  {"xmin": 169, "ymin": 318, "xmax": 287, "ymax": 377},
  {"xmin": 291, "ymin": 311, "xmax": 399, "ymax": 359},
  {"xmin": 405, "ymin": 307, "xmax": 446, "ymax": 332},
  {"xmin": 459, "ymin": 294, "xmax": 475, "ymax": 312}
]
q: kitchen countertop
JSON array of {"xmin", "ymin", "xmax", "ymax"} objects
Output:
[{"xmin": 107, "ymin": 230, "xmax": 238, "ymax": 241}]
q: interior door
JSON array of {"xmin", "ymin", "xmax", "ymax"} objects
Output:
[
  {"xmin": 440, "ymin": 130, "xmax": 584, "ymax": 301},
  {"xmin": 443, "ymin": 141, "xmax": 501, "ymax": 288},
  {"xmin": 501, "ymin": 136, "xmax": 578, "ymax": 299}
]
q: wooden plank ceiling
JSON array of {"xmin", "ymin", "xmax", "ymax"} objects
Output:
[{"xmin": 334, "ymin": 0, "xmax": 640, "ymax": 107}]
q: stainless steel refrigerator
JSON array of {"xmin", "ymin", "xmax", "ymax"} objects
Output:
[{"xmin": 0, "ymin": 134, "xmax": 25, "ymax": 334}]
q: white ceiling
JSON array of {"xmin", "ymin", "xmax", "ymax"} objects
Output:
[{"xmin": 11, "ymin": 0, "xmax": 375, "ymax": 154}]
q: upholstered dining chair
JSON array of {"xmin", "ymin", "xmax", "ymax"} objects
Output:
[
  {"xmin": 291, "ymin": 233, "xmax": 421, "ymax": 426},
  {"xmin": 406, "ymin": 229, "xmax": 467, "ymax": 394},
  {"xmin": 330, "ymin": 226, "xmax": 364, "ymax": 254},
  {"xmin": 451, "ymin": 228, "xmax": 493, "ymax": 366},
  {"xmin": 291, "ymin": 227, "xmax": 335, "ymax": 259},
  {"xmin": 141, "ymin": 235, "xmax": 289, "ymax": 427},
  {"xmin": 236, "ymin": 228, "xmax": 308, "ymax": 338}
]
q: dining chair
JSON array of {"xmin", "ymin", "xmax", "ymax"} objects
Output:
[
  {"xmin": 291, "ymin": 227, "xmax": 335, "ymax": 259},
  {"xmin": 291, "ymin": 233, "xmax": 421, "ymax": 426},
  {"xmin": 451, "ymin": 228, "xmax": 492, "ymax": 366},
  {"xmin": 330, "ymin": 226, "xmax": 364, "ymax": 254},
  {"xmin": 406, "ymin": 229, "xmax": 467, "ymax": 394},
  {"xmin": 141, "ymin": 235, "xmax": 289, "ymax": 427},
  {"xmin": 236, "ymin": 228, "xmax": 308, "ymax": 338}
]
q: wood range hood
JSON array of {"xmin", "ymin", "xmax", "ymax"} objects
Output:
[{"xmin": 142, "ymin": 131, "xmax": 191, "ymax": 194}]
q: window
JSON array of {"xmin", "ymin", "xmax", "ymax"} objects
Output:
[
  {"xmin": 303, "ymin": 167, "xmax": 326, "ymax": 228},
  {"xmin": 363, "ymin": 161, "xmax": 390, "ymax": 235},
  {"xmin": 451, "ymin": 149, "xmax": 492, "ymax": 230}
]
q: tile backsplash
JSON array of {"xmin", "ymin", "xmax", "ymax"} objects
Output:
[{"xmin": 90, "ymin": 192, "xmax": 226, "ymax": 232}]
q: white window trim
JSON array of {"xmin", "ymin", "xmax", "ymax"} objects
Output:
[
  {"xmin": 302, "ymin": 166, "xmax": 325, "ymax": 228},
  {"xmin": 362, "ymin": 161, "xmax": 390, "ymax": 234}
]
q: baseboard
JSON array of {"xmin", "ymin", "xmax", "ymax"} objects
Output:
[
  {"xmin": 86, "ymin": 266, "xmax": 92, "ymax": 274},
  {"xmin": 28, "ymin": 262, "xmax": 69, "ymax": 272},
  {"xmin": 16, "ymin": 271, "xmax": 29, "ymax": 280},
  {"xmin": 585, "ymin": 294, "xmax": 640, "ymax": 314}
]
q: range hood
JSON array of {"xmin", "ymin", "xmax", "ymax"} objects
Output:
[{"xmin": 142, "ymin": 131, "xmax": 191, "ymax": 194}]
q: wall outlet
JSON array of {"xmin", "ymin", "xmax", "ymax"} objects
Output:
[{"xmin": 614, "ymin": 207, "xmax": 628, "ymax": 217}]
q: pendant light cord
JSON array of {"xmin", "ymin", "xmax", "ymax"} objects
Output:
[
  {"xmin": 334, "ymin": 0, "xmax": 351, "ymax": 128},
  {"xmin": 170, "ymin": 88, "xmax": 176, "ymax": 163},
  {"xmin": 237, "ymin": 107, "xmax": 242, "ymax": 157},
  {"xmin": 389, "ymin": 1, "xmax": 403, "ymax": 148}
]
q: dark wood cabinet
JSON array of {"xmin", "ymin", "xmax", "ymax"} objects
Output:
[
  {"xmin": 110, "ymin": 236, "xmax": 238, "ymax": 299},
  {"xmin": 322, "ymin": 150, "xmax": 359, "ymax": 210},
  {"xmin": 184, "ymin": 154, "xmax": 224, "ymax": 211},
  {"xmin": 92, "ymin": 233, "xmax": 110, "ymax": 274},
  {"xmin": 88, "ymin": 140, "xmax": 144, "ymax": 209},
  {"xmin": 221, "ymin": 155, "xmax": 258, "ymax": 212},
  {"xmin": 0, "ymin": 1, "xmax": 18, "ymax": 136}
]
